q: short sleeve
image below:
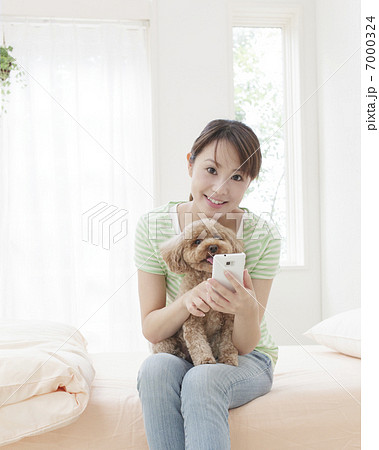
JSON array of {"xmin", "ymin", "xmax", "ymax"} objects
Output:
[{"xmin": 134, "ymin": 214, "xmax": 167, "ymax": 275}]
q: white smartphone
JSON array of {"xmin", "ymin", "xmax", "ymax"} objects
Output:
[{"xmin": 211, "ymin": 253, "xmax": 246, "ymax": 292}]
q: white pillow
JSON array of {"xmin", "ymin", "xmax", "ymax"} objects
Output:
[
  {"xmin": 304, "ymin": 308, "xmax": 361, "ymax": 358},
  {"xmin": 0, "ymin": 320, "xmax": 95, "ymax": 446}
]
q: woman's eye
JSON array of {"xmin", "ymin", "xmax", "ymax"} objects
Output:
[
  {"xmin": 194, "ymin": 239, "xmax": 202, "ymax": 245},
  {"xmin": 207, "ymin": 167, "xmax": 217, "ymax": 175},
  {"xmin": 232, "ymin": 174, "xmax": 243, "ymax": 181}
]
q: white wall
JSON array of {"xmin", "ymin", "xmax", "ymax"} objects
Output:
[
  {"xmin": 151, "ymin": 0, "xmax": 232, "ymax": 204},
  {"xmin": 1, "ymin": 0, "xmax": 361, "ymax": 345},
  {"xmin": 315, "ymin": 0, "xmax": 361, "ymax": 318},
  {"xmin": 0, "ymin": 0, "xmax": 151, "ymax": 20}
]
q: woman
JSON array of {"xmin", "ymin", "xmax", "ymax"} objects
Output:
[{"xmin": 135, "ymin": 119, "xmax": 281, "ymax": 449}]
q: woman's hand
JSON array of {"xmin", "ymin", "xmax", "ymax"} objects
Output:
[
  {"xmin": 205, "ymin": 269, "xmax": 259, "ymax": 316},
  {"xmin": 182, "ymin": 280, "xmax": 212, "ymax": 317}
]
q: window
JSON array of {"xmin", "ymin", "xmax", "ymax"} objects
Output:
[
  {"xmin": 232, "ymin": 5, "xmax": 304, "ymax": 266},
  {"xmin": 0, "ymin": 17, "xmax": 153, "ymax": 352}
]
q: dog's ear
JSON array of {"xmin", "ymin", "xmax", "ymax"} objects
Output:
[
  {"xmin": 159, "ymin": 235, "xmax": 191, "ymax": 274},
  {"xmin": 232, "ymin": 235, "xmax": 244, "ymax": 254},
  {"xmin": 233, "ymin": 238, "xmax": 244, "ymax": 254},
  {"xmin": 220, "ymin": 227, "xmax": 244, "ymax": 254}
]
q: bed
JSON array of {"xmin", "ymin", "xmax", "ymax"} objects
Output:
[{"xmin": 2, "ymin": 344, "xmax": 360, "ymax": 449}]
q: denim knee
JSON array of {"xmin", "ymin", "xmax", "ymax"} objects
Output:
[
  {"xmin": 137, "ymin": 353, "xmax": 191, "ymax": 396},
  {"xmin": 181, "ymin": 364, "xmax": 227, "ymax": 403}
]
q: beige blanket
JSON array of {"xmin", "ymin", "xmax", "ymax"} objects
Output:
[{"xmin": 0, "ymin": 321, "xmax": 95, "ymax": 447}]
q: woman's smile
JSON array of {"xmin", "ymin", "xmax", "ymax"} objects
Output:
[{"xmin": 204, "ymin": 194, "xmax": 228, "ymax": 208}]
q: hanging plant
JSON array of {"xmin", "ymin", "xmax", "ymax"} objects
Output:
[{"xmin": 0, "ymin": 43, "xmax": 26, "ymax": 114}]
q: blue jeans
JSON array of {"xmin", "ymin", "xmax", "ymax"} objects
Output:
[{"xmin": 137, "ymin": 350, "xmax": 273, "ymax": 450}]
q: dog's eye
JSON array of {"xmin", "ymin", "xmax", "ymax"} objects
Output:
[{"xmin": 194, "ymin": 239, "xmax": 202, "ymax": 245}]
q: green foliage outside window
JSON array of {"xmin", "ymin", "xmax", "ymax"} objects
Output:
[{"xmin": 233, "ymin": 27, "xmax": 287, "ymax": 259}]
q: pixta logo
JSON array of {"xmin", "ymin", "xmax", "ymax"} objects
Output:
[{"xmin": 82, "ymin": 202, "xmax": 128, "ymax": 250}]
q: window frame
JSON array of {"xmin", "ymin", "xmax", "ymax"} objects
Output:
[{"xmin": 229, "ymin": 1, "xmax": 305, "ymax": 267}]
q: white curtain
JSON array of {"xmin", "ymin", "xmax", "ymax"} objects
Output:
[{"xmin": 0, "ymin": 18, "xmax": 153, "ymax": 352}]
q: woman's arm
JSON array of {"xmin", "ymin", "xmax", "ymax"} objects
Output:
[
  {"xmin": 138, "ymin": 270, "xmax": 211, "ymax": 344},
  {"xmin": 138, "ymin": 270, "xmax": 190, "ymax": 344},
  {"xmin": 232, "ymin": 278, "xmax": 273, "ymax": 355}
]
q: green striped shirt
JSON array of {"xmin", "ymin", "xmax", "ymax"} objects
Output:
[{"xmin": 134, "ymin": 201, "xmax": 281, "ymax": 367}]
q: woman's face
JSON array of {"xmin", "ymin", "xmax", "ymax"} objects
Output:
[{"xmin": 188, "ymin": 140, "xmax": 251, "ymax": 215}]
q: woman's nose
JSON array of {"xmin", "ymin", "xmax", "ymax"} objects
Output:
[{"xmin": 211, "ymin": 179, "xmax": 229, "ymax": 197}]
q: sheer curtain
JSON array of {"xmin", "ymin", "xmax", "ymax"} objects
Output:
[{"xmin": 0, "ymin": 18, "xmax": 153, "ymax": 352}]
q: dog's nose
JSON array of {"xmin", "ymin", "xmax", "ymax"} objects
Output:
[{"xmin": 209, "ymin": 245, "xmax": 218, "ymax": 254}]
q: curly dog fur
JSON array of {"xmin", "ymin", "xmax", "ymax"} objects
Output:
[{"xmin": 152, "ymin": 218, "xmax": 244, "ymax": 366}]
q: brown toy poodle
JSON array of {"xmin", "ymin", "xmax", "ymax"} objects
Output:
[{"xmin": 152, "ymin": 218, "xmax": 244, "ymax": 366}]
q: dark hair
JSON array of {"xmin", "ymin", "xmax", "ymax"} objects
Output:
[{"xmin": 188, "ymin": 119, "xmax": 261, "ymax": 201}]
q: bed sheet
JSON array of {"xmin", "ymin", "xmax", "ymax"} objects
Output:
[
  {"xmin": 230, "ymin": 345, "xmax": 360, "ymax": 449},
  {"xmin": 3, "ymin": 346, "xmax": 360, "ymax": 449}
]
